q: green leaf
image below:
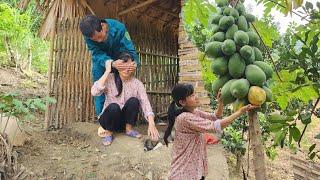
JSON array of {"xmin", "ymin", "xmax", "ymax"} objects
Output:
[
  {"xmin": 289, "ymin": 126, "xmax": 301, "ymax": 142},
  {"xmin": 270, "ymin": 123, "xmax": 285, "ymax": 132},
  {"xmin": 309, "ymin": 152, "xmax": 316, "ymax": 160},
  {"xmin": 300, "ymin": 112, "xmax": 312, "ymax": 124},
  {"xmin": 309, "ymin": 143, "xmax": 316, "ymax": 153},
  {"xmin": 305, "ymin": 1, "xmax": 313, "ymax": 10},
  {"xmin": 315, "ymin": 133, "xmax": 320, "ymax": 139},
  {"xmin": 253, "ymin": 20, "xmax": 280, "ymax": 47}
]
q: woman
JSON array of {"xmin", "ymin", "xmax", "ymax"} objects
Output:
[
  {"xmin": 91, "ymin": 52, "xmax": 159, "ymax": 146},
  {"xmin": 164, "ymin": 83, "xmax": 258, "ymax": 179}
]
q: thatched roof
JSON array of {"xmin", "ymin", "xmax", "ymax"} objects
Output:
[{"xmin": 18, "ymin": 0, "xmax": 181, "ymax": 39}]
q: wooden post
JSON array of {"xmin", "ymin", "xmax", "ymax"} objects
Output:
[
  {"xmin": 248, "ymin": 111, "xmax": 267, "ymax": 180},
  {"xmin": 44, "ymin": 28, "xmax": 56, "ymax": 130}
]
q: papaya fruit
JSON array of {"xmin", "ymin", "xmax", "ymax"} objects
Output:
[
  {"xmin": 232, "ymin": 98, "xmax": 249, "ymax": 112},
  {"xmin": 225, "ymin": 24, "xmax": 238, "ymax": 39},
  {"xmin": 221, "ymin": 39, "xmax": 236, "ymax": 55},
  {"xmin": 248, "ymin": 86, "xmax": 266, "ymax": 105},
  {"xmin": 223, "ymin": 7, "xmax": 232, "ymax": 16},
  {"xmin": 253, "ymin": 47, "xmax": 263, "ymax": 61},
  {"xmin": 230, "ymin": 8, "xmax": 240, "ymax": 19},
  {"xmin": 230, "ymin": 79, "xmax": 250, "ymax": 98},
  {"xmin": 244, "ymin": 13, "xmax": 256, "ymax": 22},
  {"xmin": 219, "ymin": 16, "xmax": 235, "ymax": 30},
  {"xmin": 244, "ymin": 51, "xmax": 255, "ymax": 65},
  {"xmin": 211, "ymin": 57, "xmax": 228, "ymax": 75},
  {"xmin": 205, "ymin": 41, "xmax": 223, "ymax": 58},
  {"xmin": 245, "ymin": 64, "xmax": 266, "ymax": 86},
  {"xmin": 237, "ymin": 16, "xmax": 248, "ymax": 31},
  {"xmin": 235, "ymin": 3, "xmax": 246, "ymax": 15},
  {"xmin": 216, "ymin": 0, "xmax": 229, "ymax": 7},
  {"xmin": 211, "ymin": 75, "xmax": 230, "ymax": 94},
  {"xmin": 221, "ymin": 79, "xmax": 237, "ymax": 104},
  {"xmin": 240, "ymin": 45, "xmax": 253, "ymax": 59},
  {"xmin": 210, "ymin": 14, "xmax": 223, "ymax": 25},
  {"xmin": 234, "ymin": 30, "xmax": 249, "ymax": 46},
  {"xmin": 228, "ymin": 53, "xmax": 246, "ymax": 78},
  {"xmin": 253, "ymin": 61, "xmax": 273, "ymax": 79},
  {"xmin": 247, "ymin": 31, "xmax": 260, "ymax": 47},
  {"xmin": 212, "ymin": 32, "xmax": 225, "ymax": 42},
  {"xmin": 263, "ymin": 86, "xmax": 273, "ymax": 102}
]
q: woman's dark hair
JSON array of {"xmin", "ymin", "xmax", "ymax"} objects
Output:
[
  {"xmin": 80, "ymin": 15, "xmax": 105, "ymax": 38},
  {"xmin": 163, "ymin": 84, "xmax": 194, "ymax": 146},
  {"xmin": 113, "ymin": 52, "xmax": 133, "ymax": 97}
]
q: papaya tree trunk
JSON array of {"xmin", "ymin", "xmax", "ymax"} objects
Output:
[
  {"xmin": 248, "ymin": 111, "xmax": 266, "ymax": 180},
  {"xmin": 235, "ymin": 152, "xmax": 243, "ymax": 173}
]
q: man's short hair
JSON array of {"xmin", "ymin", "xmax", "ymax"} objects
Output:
[{"xmin": 80, "ymin": 15, "xmax": 104, "ymax": 38}]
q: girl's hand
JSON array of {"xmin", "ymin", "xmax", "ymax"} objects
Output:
[
  {"xmin": 216, "ymin": 89, "xmax": 223, "ymax": 104},
  {"xmin": 105, "ymin": 60, "xmax": 112, "ymax": 73},
  {"xmin": 148, "ymin": 123, "xmax": 159, "ymax": 141},
  {"xmin": 239, "ymin": 104, "xmax": 260, "ymax": 114}
]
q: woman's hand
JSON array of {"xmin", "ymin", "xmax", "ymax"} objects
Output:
[{"xmin": 148, "ymin": 123, "xmax": 159, "ymax": 141}]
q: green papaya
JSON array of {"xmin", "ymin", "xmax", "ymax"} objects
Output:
[
  {"xmin": 225, "ymin": 24, "xmax": 238, "ymax": 39},
  {"xmin": 247, "ymin": 31, "xmax": 260, "ymax": 47},
  {"xmin": 221, "ymin": 39, "xmax": 236, "ymax": 55},
  {"xmin": 210, "ymin": 14, "xmax": 223, "ymax": 25},
  {"xmin": 212, "ymin": 32, "xmax": 225, "ymax": 42},
  {"xmin": 253, "ymin": 61, "xmax": 273, "ymax": 79},
  {"xmin": 239, "ymin": 45, "xmax": 253, "ymax": 59},
  {"xmin": 219, "ymin": 16, "xmax": 235, "ymax": 30},
  {"xmin": 230, "ymin": 8, "xmax": 240, "ymax": 19},
  {"xmin": 234, "ymin": 30, "xmax": 249, "ymax": 46},
  {"xmin": 237, "ymin": 16, "xmax": 248, "ymax": 31},
  {"xmin": 263, "ymin": 86, "xmax": 273, "ymax": 102},
  {"xmin": 216, "ymin": 0, "xmax": 229, "ymax": 7},
  {"xmin": 211, "ymin": 57, "xmax": 228, "ymax": 75},
  {"xmin": 253, "ymin": 47, "xmax": 263, "ymax": 61},
  {"xmin": 209, "ymin": 24, "xmax": 220, "ymax": 34},
  {"xmin": 244, "ymin": 13, "xmax": 256, "ymax": 22},
  {"xmin": 211, "ymin": 75, "xmax": 230, "ymax": 94},
  {"xmin": 205, "ymin": 41, "xmax": 223, "ymax": 58},
  {"xmin": 235, "ymin": 3, "xmax": 246, "ymax": 15},
  {"xmin": 221, "ymin": 79, "xmax": 237, "ymax": 104},
  {"xmin": 223, "ymin": 7, "xmax": 232, "ymax": 16},
  {"xmin": 230, "ymin": 79, "xmax": 250, "ymax": 98},
  {"xmin": 232, "ymin": 98, "xmax": 249, "ymax": 112},
  {"xmin": 244, "ymin": 50, "xmax": 255, "ymax": 65},
  {"xmin": 228, "ymin": 53, "xmax": 246, "ymax": 78},
  {"xmin": 245, "ymin": 64, "xmax": 266, "ymax": 86}
]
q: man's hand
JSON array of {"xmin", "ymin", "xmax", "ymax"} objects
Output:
[{"xmin": 112, "ymin": 59, "xmax": 136, "ymax": 72}]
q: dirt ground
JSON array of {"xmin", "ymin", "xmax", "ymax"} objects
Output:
[
  {"xmin": 2, "ymin": 67, "xmax": 320, "ymax": 180},
  {"xmin": 16, "ymin": 121, "xmax": 229, "ymax": 180}
]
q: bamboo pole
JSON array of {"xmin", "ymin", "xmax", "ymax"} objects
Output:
[{"xmin": 248, "ymin": 110, "xmax": 267, "ymax": 180}]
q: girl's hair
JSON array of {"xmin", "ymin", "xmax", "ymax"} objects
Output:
[
  {"xmin": 163, "ymin": 83, "xmax": 194, "ymax": 146},
  {"xmin": 113, "ymin": 52, "xmax": 132, "ymax": 97}
]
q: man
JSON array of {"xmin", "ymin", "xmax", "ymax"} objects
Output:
[{"xmin": 80, "ymin": 15, "xmax": 140, "ymax": 116}]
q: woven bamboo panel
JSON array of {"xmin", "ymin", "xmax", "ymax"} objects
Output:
[
  {"xmin": 291, "ymin": 156, "xmax": 320, "ymax": 180},
  {"xmin": 46, "ymin": 17, "xmax": 179, "ymax": 129}
]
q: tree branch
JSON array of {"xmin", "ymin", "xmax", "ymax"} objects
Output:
[
  {"xmin": 250, "ymin": 23, "xmax": 283, "ymax": 81},
  {"xmin": 298, "ymin": 98, "xmax": 320, "ymax": 147}
]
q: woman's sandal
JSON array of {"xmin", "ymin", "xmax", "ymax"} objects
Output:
[
  {"xmin": 102, "ymin": 135, "xmax": 113, "ymax": 146},
  {"xmin": 125, "ymin": 130, "xmax": 142, "ymax": 139}
]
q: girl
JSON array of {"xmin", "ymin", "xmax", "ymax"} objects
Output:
[
  {"xmin": 91, "ymin": 52, "xmax": 159, "ymax": 146},
  {"xmin": 164, "ymin": 83, "xmax": 258, "ymax": 180}
]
